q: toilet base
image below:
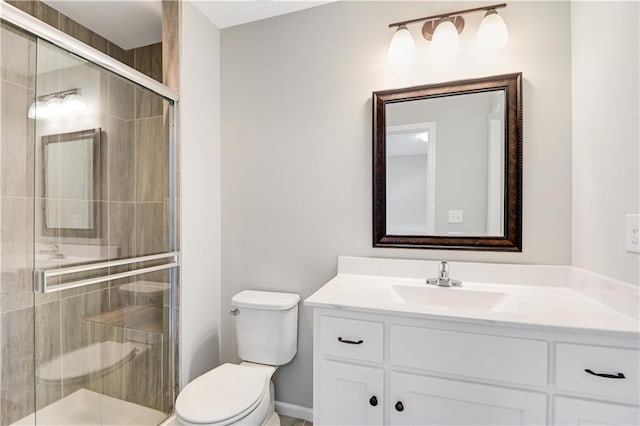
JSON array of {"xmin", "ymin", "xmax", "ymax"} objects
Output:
[{"xmin": 264, "ymin": 411, "xmax": 280, "ymax": 426}]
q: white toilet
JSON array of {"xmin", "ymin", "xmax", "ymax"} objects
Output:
[{"xmin": 175, "ymin": 290, "xmax": 300, "ymax": 425}]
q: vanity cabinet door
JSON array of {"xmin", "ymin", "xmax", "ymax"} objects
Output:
[
  {"xmin": 318, "ymin": 359, "xmax": 383, "ymax": 425},
  {"xmin": 554, "ymin": 396, "xmax": 640, "ymax": 425},
  {"xmin": 390, "ymin": 372, "xmax": 547, "ymax": 425}
]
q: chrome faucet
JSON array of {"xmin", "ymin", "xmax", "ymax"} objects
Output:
[
  {"xmin": 39, "ymin": 243, "xmax": 65, "ymax": 260},
  {"xmin": 426, "ymin": 261, "xmax": 462, "ymax": 287}
]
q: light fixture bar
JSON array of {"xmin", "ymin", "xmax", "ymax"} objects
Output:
[
  {"xmin": 388, "ymin": 3, "xmax": 507, "ymax": 28},
  {"xmin": 36, "ymin": 88, "xmax": 80, "ymax": 101}
]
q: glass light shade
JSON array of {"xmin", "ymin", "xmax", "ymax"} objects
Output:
[
  {"xmin": 388, "ymin": 25, "xmax": 415, "ymax": 63},
  {"xmin": 47, "ymin": 97, "xmax": 64, "ymax": 118},
  {"xmin": 63, "ymin": 93, "xmax": 88, "ymax": 113},
  {"xmin": 27, "ymin": 102, "xmax": 37, "ymax": 119},
  {"xmin": 431, "ymin": 20, "xmax": 460, "ymax": 56},
  {"xmin": 476, "ymin": 11, "xmax": 509, "ymax": 51},
  {"xmin": 28, "ymin": 100, "xmax": 51, "ymax": 120}
]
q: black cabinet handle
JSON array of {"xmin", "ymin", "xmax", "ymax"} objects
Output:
[
  {"xmin": 337, "ymin": 337, "xmax": 364, "ymax": 345},
  {"xmin": 395, "ymin": 401, "xmax": 404, "ymax": 412},
  {"xmin": 585, "ymin": 369, "xmax": 626, "ymax": 379},
  {"xmin": 369, "ymin": 396, "xmax": 378, "ymax": 407}
]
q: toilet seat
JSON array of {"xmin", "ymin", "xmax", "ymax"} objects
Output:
[{"xmin": 176, "ymin": 363, "xmax": 269, "ymax": 425}]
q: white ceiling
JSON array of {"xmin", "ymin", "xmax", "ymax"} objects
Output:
[
  {"xmin": 192, "ymin": 1, "xmax": 333, "ymax": 29},
  {"xmin": 42, "ymin": 1, "xmax": 334, "ymax": 50},
  {"xmin": 44, "ymin": 0, "xmax": 163, "ymax": 50}
]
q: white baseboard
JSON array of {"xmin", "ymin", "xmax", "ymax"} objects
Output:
[{"xmin": 275, "ymin": 401, "xmax": 313, "ymax": 422}]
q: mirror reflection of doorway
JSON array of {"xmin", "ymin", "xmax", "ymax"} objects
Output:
[{"xmin": 386, "ymin": 122, "xmax": 436, "ymax": 235}]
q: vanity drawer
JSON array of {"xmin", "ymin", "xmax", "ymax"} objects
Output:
[
  {"xmin": 390, "ymin": 325, "xmax": 548, "ymax": 386},
  {"xmin": 319, "ymin": 316, "xmax": 383, "ymax": 363},
  {"xmin": 555, "ymin": 343, "xmax": 639, "ymax": 401}
]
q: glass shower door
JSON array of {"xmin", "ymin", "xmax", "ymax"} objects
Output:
[
  {"xmin": 29, "ymin": 37, "xmax": 177, "ymax": 425},
  {"xmin": 0, "ymin": 19, "xmax": 38, "ymax": 426}
]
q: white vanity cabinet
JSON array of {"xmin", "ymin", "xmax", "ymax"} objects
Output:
[
  {"xmin": 318, "ymin": 359, "xmax": 384, "ymax": 425},
  {"xmin": 389, "ymin": 372, "xmax": 546, "ymax": 425},
  {"xmin": 312, "ymin": 309, "xmax": 640, "ymax": 426}
]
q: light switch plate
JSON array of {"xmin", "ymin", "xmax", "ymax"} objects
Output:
[
  {"xmin": 625, "ymin": 214, "xmax": 640, "ymax": 253},
  {"xmin": 448, "ymin": 210, "xmax": 463, "ymax": 224}
]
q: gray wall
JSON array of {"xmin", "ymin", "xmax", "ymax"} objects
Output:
[
  {"xmin": 179, "ymin": 1, "xmax": 222, "ymax": 387},
  {"xmin": 221, "ymin": 1, "xmax": 572, "ymax": 408},
  {"xmin": 571, "ymin": 2, "xmax": 639, "ymax": 285}
]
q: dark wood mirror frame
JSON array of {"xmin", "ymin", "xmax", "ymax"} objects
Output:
[
  {"xmin": 41, "ymin": 128, "xmax": 102, "ymax": 239},
  {"xmin": 372, "ymin": 73, "xmax": 522, "ymax": 251}
]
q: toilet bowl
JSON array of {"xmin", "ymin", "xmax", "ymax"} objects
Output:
[
  {"xmin": 175, "ymin": 290, "xmax": 299, "ymax": 426},
  {"xmin": 175, "ymin": 363, "xmax": 278, "ymax": 426}
]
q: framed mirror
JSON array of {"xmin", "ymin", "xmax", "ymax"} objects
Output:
[
  {"xmin": 373, "ymin": 73, "xmax": 522, "ymax": 251},
  {"xmin": 41, "ymin": 128, "xmax": 101, "ymax": 238}
]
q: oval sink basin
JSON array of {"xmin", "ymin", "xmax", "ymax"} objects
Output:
[{"xmin": 392, "ymin": 285, "xmax": 507, "ymax": 311}]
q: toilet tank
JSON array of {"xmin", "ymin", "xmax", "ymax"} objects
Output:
[{"xmin": 231, "ymin": 290, "xmax": 300, "ymax": 366}]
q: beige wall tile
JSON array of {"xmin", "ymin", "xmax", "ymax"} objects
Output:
[
  {"xmin": 135, "ymin": 202, "xmax": 168, "ymax": 256},
  {"xmin": 162, "ymin": 0, "xmax": 180, "ymax": 92},
  {"xmin": 58, "ymin": 15, "xmax": 108, "ymax": 55},
  {"xmin": 107, "ymin": 118, "xmax": 136, "ymax": 202},
  {"xmin": 0, "ymin": 196, "xmax": 34, "ymax": 314},
  {"xmin": 135, "ymin": 87, "xmax": 163, "ymax": 119},
  {"xmin": 1, "ymin": 22, "xmax": 36, "ymax": 87},
  {"xmin": 0, "ymin": 307, "xmax": 35, "ymax": 425},
  {"xmin": 108, "ymin": 42, "xmax": 134, "ymax": 69},
  {"xmin": 6, "ymin": 1, "xmax": 59, "ymax": 29},
  {"xmin": 34, "ymin": 300, "xmax": 62, "ymax": 410},
  {"xmin": 108, "ymin": 75, "xmax": 135, "ymax": 121},
  {"xmin": 123, "ymin": 328, "xmax": 163, "ymax": 409},
  {"xmin": 135, "ymin": 117, "xmax": 167, "ymax": 202},
  {"xmin": 133, "ymin": 43, "xmax": 162, "ymax": 83},
  {"xmin": 108, "ymin": 202, "xmax": 136, "ymax": 258},
  {"xmin": 1, "ymin": 81, "xmax": 34, "ymax": 198}
]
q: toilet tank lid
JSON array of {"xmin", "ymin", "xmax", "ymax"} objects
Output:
[{"xmin": 232, "ymin": 290, "xmax": 300, "ymax": 310}]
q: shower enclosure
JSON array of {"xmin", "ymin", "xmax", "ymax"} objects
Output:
[{"xmin": 1, "ymin": 3, "xmax": 179, "ymax": 425}]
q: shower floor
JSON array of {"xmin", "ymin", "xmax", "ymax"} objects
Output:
[{"xmin": 12, "ymin": 388, "xmax": 167, "ymax": 425}]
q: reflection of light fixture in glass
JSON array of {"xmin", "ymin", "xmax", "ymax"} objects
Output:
[
  {"xmin": 47, "ymin": 97, "xmax": 64, "ymax": 118},
  {"xmin": 417, "ymin": 132, "xmax": 429, "ymax": 142},
  {"xmin": 387, "ymin": 3, "xmax": 508, "ymax": 58},
  {"xmin": 476, "ymin": 9, "xmax": 509, "ymax": 51},
  {"xmin": 388, "ymin": 24, "xmax": 415, "ymax": 63},
  {"xmin": 63, "ymin": 92, "xmax": 88, "ymax": 113},
  {"xmin": 27, "ymin": 88, "xmax": 87, "ymax": 120}
]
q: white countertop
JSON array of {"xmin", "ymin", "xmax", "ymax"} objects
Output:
[{"xmin": 305, "ymin": 273, "xmax": 640, "ymax": 336}]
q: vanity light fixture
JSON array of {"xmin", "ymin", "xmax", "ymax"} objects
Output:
[
  {"xmin": 388, "ymin": 3, "xmax": 508, "ymax": 59},
  {"xmin": 431, "ymin": 18, "xmax": 461, "ymax": 57},
  {"xmin": 388, "ymin": 24, "xmax": 416, "ymax": 63},
  {"xmin": 28, "ymin": 88, "xmax": 87, "ymax": 120},
  {"xmin": 476, "ymin": 8, "xmax": 509, "ymax": 50}
]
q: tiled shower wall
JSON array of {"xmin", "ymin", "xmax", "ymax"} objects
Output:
[{"xmin": 0, "ymin": 2, "xmax": 169, "ymax": 424}]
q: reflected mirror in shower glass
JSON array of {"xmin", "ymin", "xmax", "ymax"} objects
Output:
[{"xmin": 41, "ymin": 128, "xmax": 100, "ymax": 237}]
